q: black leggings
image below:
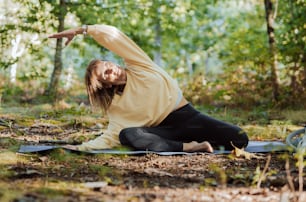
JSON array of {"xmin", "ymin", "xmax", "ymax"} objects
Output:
[{"xmin": 119, "ymin": 104, "xmax": 248, "ymax": 152}]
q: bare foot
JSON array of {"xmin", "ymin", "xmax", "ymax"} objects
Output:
[{"xmin": 183, "ymin": 141, "xmax": 214, "ymax": 153}]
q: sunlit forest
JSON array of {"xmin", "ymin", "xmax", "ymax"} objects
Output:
[
  {"xmin": 0, "ymin": 0, "xmax": 306, "ymax": 201},
  {"xmin": 1, "ymin": 0, "xmax": 305, "ymax": 109}
]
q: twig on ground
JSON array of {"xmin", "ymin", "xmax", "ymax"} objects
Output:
[
  {"xmin": 285, "ymin": 158, "xmax": 295, "ymax": 192},
  {"xmin": 297, "ymin": 150, "xmax": 304, "ymax": 202},
  {"xmin": 257, "ymin": 154, "xmax": 271, "ymax": 189}
]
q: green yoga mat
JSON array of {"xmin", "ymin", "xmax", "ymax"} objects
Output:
[{"xmin": 18, "ymin": 141, "xmax": 289, "ymax": 155}]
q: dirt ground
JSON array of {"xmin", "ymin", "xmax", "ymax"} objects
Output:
[
  {"xmin": 4, "ymin": 151, "xmax": 306, "ymax": 202},
  {"xmin": 1, "ymin": 117, "xmax": 306, "ymax": 202}
]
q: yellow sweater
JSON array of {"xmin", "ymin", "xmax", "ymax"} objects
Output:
[{"xmin": 78, "ymin": 25, "xmax": 182, "ymax": 150}]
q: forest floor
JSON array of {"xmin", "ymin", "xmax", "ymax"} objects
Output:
[{"xmin": 0, "ymin": 102, "xmax": 306, "ymax": 202}]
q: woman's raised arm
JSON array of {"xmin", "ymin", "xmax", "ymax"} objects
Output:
[
  {"xmin": 49, "ymin": 25, "xmax": 154, "ymax": 68},
  {"xmin": 87, "ymin": 25, "xmax": 153, "ymax": 67}
]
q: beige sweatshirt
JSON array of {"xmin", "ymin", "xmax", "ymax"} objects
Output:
[{"xmin": 78, "ymin": 25, "xmax": 182, "ymax": 150}]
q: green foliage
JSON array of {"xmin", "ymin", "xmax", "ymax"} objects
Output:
[
  {"xmin": 49, "ymin": 148, "xmax": 81, "ymax": 164},
  {"xmin": 277, "ymin": 0, "xmax": 306, "ymax": 66},
  {"xmin": 0, "ymin": 138, "xmax": 20, "ymax": 151},
  {"xmin": 0, "ymin": 0, "xmax": 305, "ymax": 108},
  {"xmin": 0, "ymin": 0, "xmax": 56, "ymax": 95},
  {"xmin": 276, "ymin": 0, "xmax": 306, "ymax": 101},
  {"xmin": 206, "ymin": 163, "xmax": 227, "ymax": 187},
  {"xmin": 36, "ymin": 187, "xmax": 71, "ymax": 198},
  {"xmin": 0, "ymin": 184, "xmax": 23, "ymax": 202}
]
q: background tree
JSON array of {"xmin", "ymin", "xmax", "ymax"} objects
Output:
[
  {"xmin": 45, "ymin": 0, "xmax": 67, "ymax": 98},
  {"xmin": 264, "ymin": 0, "xmax": 279, "ymax": 101}
]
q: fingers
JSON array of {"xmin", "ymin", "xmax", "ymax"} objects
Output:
[
  {"xmin": 48, "ymin": 33, "xmax": 75, "ymax": 47},
  {"xmin": 48, "ymin": 34, "xmax": 57, "ymax": 38},
  {"xmin": 65, "ymin": 36, "xmax": 73, "ymax": 46},
  {"xmin": 48, "ymin": 33, "xmax": 64, "ymax": 38}
]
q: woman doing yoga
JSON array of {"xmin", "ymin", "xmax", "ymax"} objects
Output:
[{"xmin": 49, "ymin": 24, "xmax": 249, "ymax": 153}]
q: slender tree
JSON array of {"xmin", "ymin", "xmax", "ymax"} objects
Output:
[
  {"xmin": 264, "ymin": 0, "xmax": 279, "ymax": 101},
  {"xmin": 45, "ymin": 0, "xmax": 67, "ymax": 98}
]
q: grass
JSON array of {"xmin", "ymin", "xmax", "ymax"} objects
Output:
[
  {"xmin": 209, "ymin": 107, "xmax": 305, "ymax": 126},
  {"xmin": 1, "ymin": 101, "xmax": 305, "ymax": 128},
  {"xmin": 196, "ymin": 105, "xmax": 305, "ymax": 141},
  {"xmin": 0, "ymin": 179, "xmax": 84, "ymax": 202},
  {"xmin": 0, "ymin": 150, "xmax": 31, "ymax": 185},
  {"xmin": 1, "ymin": 102, "xmax": 305, "ymax": 144},
  {"xmin": 0, "ymin": 183, "xmax": 24, "ymax": 202}
]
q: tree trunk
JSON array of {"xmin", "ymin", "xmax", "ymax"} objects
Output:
[
  {"xmin": 45, "ymin": 0, "xmax": 66, "ymax": 99},
  {"xmin": 264, "ymin": 0, "xmax": 279, "ymax": 101}
]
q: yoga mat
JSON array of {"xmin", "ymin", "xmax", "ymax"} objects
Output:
[{"xmin": 17, "ymin": 141, "xmax": 289, "ymax": 155}]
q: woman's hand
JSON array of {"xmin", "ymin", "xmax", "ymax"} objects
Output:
[{"xmin": 48, "ymin": 27, "xmax": 82, "ymax": 46}]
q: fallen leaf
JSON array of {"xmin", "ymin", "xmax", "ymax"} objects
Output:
[{"xmin": 231, "ymin": 142, "xmax": 264, "ymax": 160}]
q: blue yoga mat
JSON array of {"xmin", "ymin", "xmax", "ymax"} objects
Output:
[{"xmin": 17, "ymin": 141, "xmax": 288, "ymax": 155}]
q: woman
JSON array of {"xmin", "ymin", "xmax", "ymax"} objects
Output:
[{"xmin": 49, "ymin": 24, "xmax": 248, "ymax": 153}]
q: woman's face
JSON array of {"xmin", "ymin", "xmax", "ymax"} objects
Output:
[{"xmin": 95, "ymin": 61, "xmax": 126, "ymax": 88}]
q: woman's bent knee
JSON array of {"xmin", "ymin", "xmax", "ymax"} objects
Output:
[
  {"xmin": 119, "ymin": 128, "xmax": 131, "ymax": 145},
  {"xmin": 232, "ymin": 130, "xmax": 249, "ymax": 148},
  {"xmin": 119, "ymin": 127, "xmax": 140, "ymax": 145}
]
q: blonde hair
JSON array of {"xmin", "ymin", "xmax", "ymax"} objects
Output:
[{"xmin": 85, "ymin": 59, "xmax": 117, "ymax": 112}]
